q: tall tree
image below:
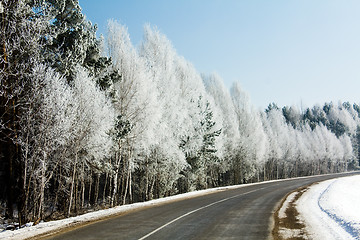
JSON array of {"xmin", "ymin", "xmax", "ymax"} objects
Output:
[
  {"xmin": 19, "ymin": 64, "xmax": 74, "ymax": 221},
  {"xmin": 231, "ymin": 82, "xmax": 267, "ymax": 183},
  {"xmin": 66, "ymin": 66, "xmax": 114, "ymax": 216},
  {"xmin": 202, "ymin": 73, "xmax": 239, "ymax": 183},
  {"xmin": 0, "ymin": 0, "xmax": 50, "ymax": 222},
  {"xmin": 107, "ymin": 21, "xmax": 161, "ymax": 204},
  {"xmin": 42, "ymin": 0, "xmax": 102, "ymax": 81}
]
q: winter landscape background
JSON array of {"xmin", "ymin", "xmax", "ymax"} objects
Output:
[{"xmin": 1, "ymin": 0, "xmax": 360, "ymax": 234}]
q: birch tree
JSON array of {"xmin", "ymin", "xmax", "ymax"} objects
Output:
[
  {"xmin": 0, "ymin": 0, "xmax": 51, "ymax": 222},
  {"xmin": 66, "ymin": 67, "xmax": 114, "ymax": 216},
  {"xmin": 231, "ymin": 82, "xmax": 267, "ymax": 183},
  {"xmin": 19, "ymin": 65, "xmax": 74, "ymax": 221},
  {"xmin": 107, "ymin": 21, "xmax": 161, "ymax": 204}
]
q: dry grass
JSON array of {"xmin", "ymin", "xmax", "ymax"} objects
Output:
[{"xmin": 272, "ymin": 185, "xmax": 314, "ymax": 240}]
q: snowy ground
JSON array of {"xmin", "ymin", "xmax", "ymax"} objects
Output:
[{"xmin": 292, "ymin": 175, "xmax": 360, "ymax": 240}]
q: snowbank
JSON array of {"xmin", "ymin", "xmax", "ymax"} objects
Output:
[{"xmin": 297, "ymin": 175, "xmax": 360, "ymax": 240}]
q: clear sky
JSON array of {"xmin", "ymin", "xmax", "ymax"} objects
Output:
[{"xmin": 80, "ymin": 0, "xmax": 360, "ymax": 109}]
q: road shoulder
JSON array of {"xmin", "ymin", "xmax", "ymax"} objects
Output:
[
  {"xmin": 272, "ymin": 184, "xmax": 311, "ymax": 240},
  {"xmin": 273, "ymin": 174, "xmax": 360, "ymax": 240}
]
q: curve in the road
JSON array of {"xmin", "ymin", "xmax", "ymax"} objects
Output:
[
  {"xmin": 138, "ymin": 188, "xmax": 263, "ymax": 240},
  {"xmin": 44, "ymin": 172, "xmax": 360, "ymax": 240}
]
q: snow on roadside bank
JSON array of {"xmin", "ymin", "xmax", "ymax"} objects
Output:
[{"xmin": 297, "ymin": 175, "xmax": 360, "ymax": 240}]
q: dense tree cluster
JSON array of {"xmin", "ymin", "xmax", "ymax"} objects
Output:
[{"xmin": 0, "ymin": 1, "xmax": 358, "ymax": 225}]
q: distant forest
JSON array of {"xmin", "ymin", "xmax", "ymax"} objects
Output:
[{"xmin": 1, "ymin": 0, "xmax": 359, "ymax": 225}]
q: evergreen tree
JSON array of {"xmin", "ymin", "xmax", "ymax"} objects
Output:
[
  {"xmin": 42, "ymin": 0, "xmax": 97, "ymax": 80},
  {"xmin": 282, "ymin": 106, "xmax": 301, "ymax": 129}
]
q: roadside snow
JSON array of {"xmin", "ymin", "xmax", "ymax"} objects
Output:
[
  {"xmin": 278, "ymin": 192, "xmax": 297, "ymax": 219},
  {"xmin": 297, "ymin": 175, "xmax": 360, "ymax": 240}
]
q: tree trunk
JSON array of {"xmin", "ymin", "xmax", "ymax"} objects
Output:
[
  {"xmin": 1, "ymin": 5, "xmax": 16, "ymax": 221},
  {"xmin": 81, "ymin": 162, "xmax": 85, "ymax": 209},
  {"xmin": 94, "ymin": 173, "xmax": 100, "ymax": 205},
  {"xmin": 145, "ymin": 159, "xmax": 149, "ymax": 201},
  {"xmin": 263, "ymin": 165, "xmax": 266, "ymax": 181},
  {"xmin": 102, "ymin": 171, "xmax": 108, "ymax": 204},
  {"xmin": 111, "ymin": 164, "xmax": 119, "ymax": 207},
  {"xmin": 149, "ymin": 177, "xmax": 155, "ymax": 200},
  {"xmin": 68, "ymin": 151, "xmax": 77, "ymax": 217},
  {"xmin": 22, "ymin": 133, "xmax": 30, "ymax": 223},
  {"xmin": 122, "ymin": 159, "xmax": 131, "ymax": 205},
  {"xmin": 88, "ymin": 170, "xmax": 92, "ymax": 207},
  {"xmin": 129, "ymin": 170, "xmax": 132, "ymax": 203},
  {"xmin": 122, "ymin": 165, "xmax": 129, "ymax": 205},
  {"xmin": 38, "ymin": 151, "xmax": 46, "ymax": 220},
  {"xmin": 54, "ymin": 167, "xmax": 61, "ymax": 216}
]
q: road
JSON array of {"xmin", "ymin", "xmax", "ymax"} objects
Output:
[{"xmin": 45, "ymin": 172, "xmax": 359, "ymax": 240}]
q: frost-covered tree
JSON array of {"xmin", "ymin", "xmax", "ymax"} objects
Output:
[
  {"xmin": 194, "ymin": 97, "xmax": 222, "ymax": 188},
  {"xmin": 66, "ymin": 67, "xmax": 114, "ymax": 216},
  {"xmin": 39, "ymin": 0, "xmax": 103, "ymax": 81},
  {"xmin": 0, "ymin": 0, "xmax": 113, "ymax": 222},
  {"xmin": 19, "ymin": 65, "xmax": 74, "ymax": 221},
  {"xmin": 139, "ymin": 25, "xmax": 191, "ymax": 194},
  {"xmin": 0, "ymin": 0, "xmax": 52, "ymax": 222},
  {"xmin": 140, "ymin": 25, "xmax": 224, "ymax": 193},
  {"xmin": 106, "ymin": 20, "xmax": 161, "ymax": 205},
  {"xmin": 202, "ymin": 73, "xmax": 239, "ymax": 183},
  {"xmin": 282, "ymin": 106, "xmax": 301, "ymax": 128},
  {"xmin": 231, "ymin": 82, "xmax": 267, "ymax": 183},
  {"xmin": 263, "ymin": 107, "xmax": 288, "ymax": 179}
]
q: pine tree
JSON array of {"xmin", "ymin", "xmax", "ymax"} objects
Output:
[
  {"xmin": 197, "ymin": 98, "xmax": 222, "ymax": 188},
  {"xmin": 28, "ymin": 0, "xmax": 111, "ymax": 83}
]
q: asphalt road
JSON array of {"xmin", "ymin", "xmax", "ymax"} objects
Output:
[{"xmin": 45, "ymin": 172, "xmax": 359, "ymax": 240}]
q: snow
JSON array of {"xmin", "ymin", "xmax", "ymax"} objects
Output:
[
  {"xmin": 297, "ymin": 175, "xmax": 360, "ymax": 240},
  {"xmin": 278, "ymin": 191, "xmax": 297, "ymax": 219},
  {"xmin": 277, "ymin": 189, "xmax": 308, "ymax": 239},
  {"xmin": 279, "ymin": 228, "xmax": 304, "ymax": 239}
]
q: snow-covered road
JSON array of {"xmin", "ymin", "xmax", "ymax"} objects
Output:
[{"xmin": 297, "ymin": 175, "xmax": 360, "ymax": 240}]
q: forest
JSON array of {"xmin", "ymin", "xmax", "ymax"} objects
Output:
[{"xmin": 1, "ymin": 0, "xmax": 359, "ymax": 226}]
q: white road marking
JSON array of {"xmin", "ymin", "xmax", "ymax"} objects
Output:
[{"xmin": 138, "ymin": 188, "xmax": 265, "ymax": 240}]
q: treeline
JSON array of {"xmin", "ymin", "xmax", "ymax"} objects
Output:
[{"xmin": 0, "ymin": 1, "xmax": 358, "ymax": 225}]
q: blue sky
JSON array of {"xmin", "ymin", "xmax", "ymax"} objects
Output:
[{"xmin": 80, "ymin": 0, "xmax": 360, "ymax": 109}]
